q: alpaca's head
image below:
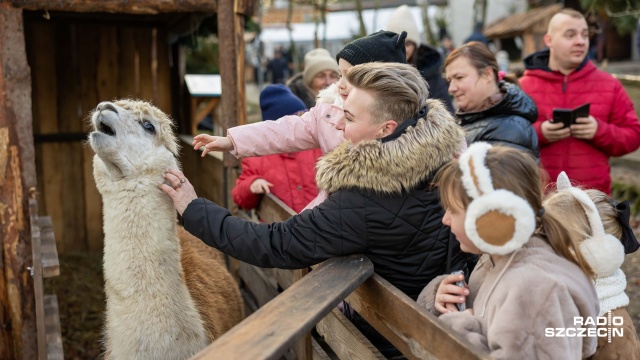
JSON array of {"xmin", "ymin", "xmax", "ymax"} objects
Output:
[{"xmin": 88, "ymin": 100, "xmax": 180, "ymax": 185}]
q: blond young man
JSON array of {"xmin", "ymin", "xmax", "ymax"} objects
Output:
[{"xmin": 163, "ymin": 62, "xmax": 466, "ymax": 302}]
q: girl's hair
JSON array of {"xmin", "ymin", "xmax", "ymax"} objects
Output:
[
  {"xmin": 543, "ymin": 189, "xmax": 623, "ymax": 245},
  {"xmin": 444, "ymin": 41, "xmax": 519, "ymax": 86},
  {"xmin": 346, "ymin": 62, "xmax": 428, "ymax": 124},
  {"xmin": 436, "ymin": 145, "xmax": 594, "ymax": 276}
]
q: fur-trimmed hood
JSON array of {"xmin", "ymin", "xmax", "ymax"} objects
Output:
[
  {"xmin": 315, "ymin": 83, "xmax": 343, "ymax": 107},
  {"xmin": 316, "ymin": 99, "xmax": 463, "ymax": 194}
]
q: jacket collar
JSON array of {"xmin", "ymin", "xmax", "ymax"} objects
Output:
[
  {"xmin": 523, "ymin": 49, "xmax": 594, "ymax": 80},
  {"xmin": 456, "ymin": 81, "xmax": 538, "ymax": 125},
  {"xmin": 315, "ymin": 99, "xmax": 464, "ymax": 194}
]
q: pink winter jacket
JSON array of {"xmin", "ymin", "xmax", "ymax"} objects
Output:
[
  {"xmin": 227, "ymin": 85, "xmax": 467, "ymax": 211},
  {"xmin": 228, "ymin": 87, "xmax": 344, "ymax": 211}
]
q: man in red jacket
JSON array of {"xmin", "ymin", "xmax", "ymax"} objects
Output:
[{"xmin": 520, "ymin": 8, "xmax": 640, "ymax": 194}]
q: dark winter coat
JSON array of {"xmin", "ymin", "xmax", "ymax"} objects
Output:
[
  {"xmin": 182, "ymin": 99, "xmax": 468, "ymax": 300},
  {"xmin": 286, "ymin": 73, "xmax": 316, "ymax": 109},
  {"xmin": 413, "ymin": 44, "xmax": 454, "ymax": 114},
  {"xmin": 520, "ymin": 49, "xmax": 640, "ymax": 194},
  {"xmin": 456, "ymin": 81, "xmax": 539, "ymax": 159}
]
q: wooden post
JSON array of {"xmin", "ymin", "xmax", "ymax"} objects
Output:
[
  {"xmin": 0, "ymin": 3, "xmax": 38, "ymax": 359},
  {"xmin": 217, "ymin": 0, "xmax": 247, "ymax": 169}
]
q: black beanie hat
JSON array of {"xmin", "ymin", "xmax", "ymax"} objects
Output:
[{"xmin": 336, "ymin": 30, "xmax": 407, "ymax": 66}]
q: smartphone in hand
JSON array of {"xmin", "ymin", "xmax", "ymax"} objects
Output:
[{"xmin": 450, "ymin": 270, "xmax": 467, "ymax": 312}]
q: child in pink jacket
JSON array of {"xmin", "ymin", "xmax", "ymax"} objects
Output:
[
  {"xmin": 193, "ymin": 31, "xmax": 409, "ymax": 210},
  {"xmin": 232, "ymin": 85, "xmax": 323, "ymax": 213}
]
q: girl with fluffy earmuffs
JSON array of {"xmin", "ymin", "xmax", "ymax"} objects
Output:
[
  {"xmin": 544, "ymin": 172, "xmax": 640, "ymax": 359},
  {"xmin": 417, "ymin": 142, "xmax": 599, "ymax": 359}
]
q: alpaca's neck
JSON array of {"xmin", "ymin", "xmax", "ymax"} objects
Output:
[
  {"xmin": 102, "ymin": 182, "xmax": 178, "ymax": 264},
  {"xmin": 101, "ymin": 178, "xmax": 208, "ymax": 359}
]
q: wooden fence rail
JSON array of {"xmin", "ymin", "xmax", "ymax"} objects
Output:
[
  {"xmin": 181, "ymin": 138, "xmax": 489, "ymax": 360},
  {"xmin": 193, "ymin": 255, "xmax": 374, "ymax": 359}
]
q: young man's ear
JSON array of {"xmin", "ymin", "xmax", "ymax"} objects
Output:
[
  {"xmin": 543, "ymin": 33, "xmax": 552, "ymax": 48},
  {"xmin": 378, "ymin": 120, "xmax": 398, "ymax": 138}
]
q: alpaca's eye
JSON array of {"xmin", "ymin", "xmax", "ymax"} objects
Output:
[{"xmin": 142, "ymin": 120, "xmax": 155, "ymax": 134}]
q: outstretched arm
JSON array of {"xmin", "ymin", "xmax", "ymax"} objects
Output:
[
  {"xmin": 161, "ymin": 169, "xmax": 368, "ymax": 269},
  {"xmin": 228, "ymin": 105, "xmax": 340, "ymax": 158}
]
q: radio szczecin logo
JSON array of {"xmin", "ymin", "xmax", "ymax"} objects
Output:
[{"xmin": 545, "ymin": 311, "xmax": 623, "ymax": 343}]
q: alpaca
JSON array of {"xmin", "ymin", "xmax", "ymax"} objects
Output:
[{"xmin": 88, "ymin": 99, "xmax": 244, "ymax": 360}]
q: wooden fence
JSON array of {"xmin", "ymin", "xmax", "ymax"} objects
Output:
[{"xmin": 180, "ymin": 138, "xmax": 489, "ymax": 360}]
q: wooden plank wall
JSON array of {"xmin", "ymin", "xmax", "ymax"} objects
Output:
[{"xmin": 25, "ymin": 18, "xmax": 173, "ymax": 254}]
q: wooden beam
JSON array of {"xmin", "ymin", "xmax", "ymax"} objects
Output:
[
  {"xmin": 256, "ymin": 193, "xmax": 296, "ymax": 223},
  {"xmin": 43, "ymin": 295, "xmax": 64, "ymax": 360},
  {"xmin": 29, "ymin": 200, "xmax": 46, "ymax": 360},
  {"xmin": 38, "ymin": 217, "xmax": 60, "ymax": 278},
  {"xmin": 316, "ymin": 308, "xmax": 385, "ymax": 360},
  {"xmin": 192, "ymin": 255, "xmax": 374, "ymax": 360},
  {"xmin": 346, "ymin": 274, "xmax": 491, "ymax": 360},
  {"xmin": 217, "ymin": 0, "xmax": 245, "ymax": 168},
  {"xmin": 0, "ymin": 4, "xmax": 38, "ymax": 358},
  {"xmin": 12, "ymin": 0, "xmax": 217, "ymax": 14}
]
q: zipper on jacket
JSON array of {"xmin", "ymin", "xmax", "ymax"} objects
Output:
[{"xmin": 562, "ymin": 75, "xmax": 568, "ymax": 93}]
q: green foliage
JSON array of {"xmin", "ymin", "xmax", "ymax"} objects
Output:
[
  {"xmin": 185, "ymin": 39, "xmax": 220, "ymax": 74},
  {"xmin": 181, "ymin": 15, "xmax": 259, "ymax": 74},
  {"xmin": 612, "ymin": 182, "xmax": 640, "ymax": 215},
  {"xmin": 581, "ymin": 0, "xmax": 640, "ymax": 35}
]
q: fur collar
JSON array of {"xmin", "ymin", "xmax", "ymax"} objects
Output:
[
  {"xmin": 316, "ymin": 99, "xmax": 463, "ymax": 194},
  {"xmin": 315, "ymin": 83, "xmax": 343, "ymax": 107}
]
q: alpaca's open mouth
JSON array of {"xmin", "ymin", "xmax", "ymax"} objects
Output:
[{"xmin": 97, "ymin": 121, "xmax": 116, "ymax": 136}]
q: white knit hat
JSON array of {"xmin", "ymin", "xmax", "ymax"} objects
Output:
[
  {"xmin": 303, "ymin": 48, "xmax": 339, "ymax": 87},
  {"xmin": 386, "ymin": 5, "xmax": 421, "ymax": 47}
]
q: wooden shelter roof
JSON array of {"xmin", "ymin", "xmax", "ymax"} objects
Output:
[
  {"xmin": 484, "ymin": 3, "xmax": 562, "ymax": 39},
  {"xmin": 11, "ymin": 0, "xmax": 218, "ymax": 14}
]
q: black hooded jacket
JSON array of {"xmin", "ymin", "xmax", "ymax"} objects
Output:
[
  {"xmin": 457, "ymin": 81, "xmax": 540, "ymax": 158},
  {"xmin": 286, "ymin": 72, "xmax": 316, "ymax": 109},
  {"xmin": 182, "ymin": 99, "xmax": 468, "ymax": 300},
  {"xmin": 413, "ymin": 44, "xmax": 454, "ymax": 114}
]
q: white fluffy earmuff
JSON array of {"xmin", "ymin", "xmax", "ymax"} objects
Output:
[
  {"xmin": 459, "ymin": 142, "xmax": 536, "ymax": 255},
  {"xmin": 556, "ymin": 172, "xmax": 624, "ymax": 277}
]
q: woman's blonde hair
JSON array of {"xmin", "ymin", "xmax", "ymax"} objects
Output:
[
  {"xmin": 543, "ymin": 189, "xmax": 622, "ymax": 246},
  {"xmin": 436, "ymin": 145, "xmax": 594, "ymax": 276}
]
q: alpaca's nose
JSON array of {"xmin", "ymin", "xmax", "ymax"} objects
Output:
[{"xmin": 97, "ymin": 102, "xmax": 118, "ymax": 114}]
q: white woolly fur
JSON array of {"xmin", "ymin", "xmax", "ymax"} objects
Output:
[
  {"xmin": 465, "ymin": 189, "xmax": 536, "ymax": 255},
  {"xmin": 89, "ymin": 100, "xmax": 208, "ymax": 360}
]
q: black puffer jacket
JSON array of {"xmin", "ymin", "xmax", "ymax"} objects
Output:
[
  {"xmin": 182, "ymin": 99, "xmax": 468, "ymax": 300},
  {"xmin": 457, "ymin": 81, "xmax": 539, "ymax": 158},
  {"xmin": 414, "ymin": 44, "xmax": 454, "ymax": 114}
]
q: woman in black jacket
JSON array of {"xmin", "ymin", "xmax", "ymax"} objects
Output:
[{"xmin": 445, "ymin": 41, "xmax": 539, "ymax": 159}]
